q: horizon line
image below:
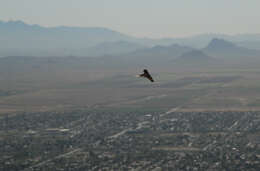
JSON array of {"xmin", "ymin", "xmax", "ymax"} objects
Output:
[{"xmin": 1, "ymin": 19, "xmax": 260, "ymax": 40}]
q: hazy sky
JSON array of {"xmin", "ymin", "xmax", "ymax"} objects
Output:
[{"xmin": 1, "ymin": 0, "xmax": 260, "ymax": 38}]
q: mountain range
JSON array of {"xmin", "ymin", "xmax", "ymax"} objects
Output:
[{"xmin": 1, "ymin": 20, "xmax": 260, "ymax": 58}]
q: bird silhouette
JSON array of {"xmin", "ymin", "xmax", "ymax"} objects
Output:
[{"xmin": 138, "ymin": 69, "xmax": 154, "ymax": 82}]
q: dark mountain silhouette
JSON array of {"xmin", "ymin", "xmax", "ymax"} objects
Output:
[
  {"xmin": 206, "ymin": 38, "xmax": 237, "ymax": 50},
  {"xmin": 175, "ymin": 50, "xmax": 214, "ymax": 64},
  {"xmin": 203, "ymin": 38, "xmax": 260, "ymax": 59},
  {"xmin": 126, "ymin": 44, "xmax": 192, "ymax": 60},
  {"xmin": 179, "ymin": 50, "xmax": 212, "ymax": 60}
]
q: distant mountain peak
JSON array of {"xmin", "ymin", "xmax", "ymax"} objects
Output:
[
  {"xmin": 151, "ymin": 43, "xmax": 189, "ymax": 51},
  {"xmin": 0, "ymin": 19, "xmax": 135, "ymax": 55},
  {"xmin": 178, "ymin": 50, "xmax": 212, "ymax": 61},
  {"xmin": 203, "ymin": 37, "xmax": 260, "ymax": 59},
  {"xmin": 6, "ymin": 20, "xmax": 29, "ymax": 27},
  {"xmin": 7, "ymin": 20, "xmax": 25, "ymax": 24},
  {"xmin": 207, "ymin": 38, "xmax": 237, "ymax": 50},
  {"xmin": 0, "ymin": 20, "xmax": 43, "ymax": 30}
]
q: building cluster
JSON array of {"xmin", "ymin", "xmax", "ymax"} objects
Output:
[{"xmin": 0, "ymin": 110, "xmax": 259, "ymax": 170}]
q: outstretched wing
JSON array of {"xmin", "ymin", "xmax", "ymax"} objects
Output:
[
  {"xmin": 146, "ymin": 73, "xmax": 154, "ymax": 82},
  {"xmin": 140, "ymin": 69, "xmax": 154, "ymax": 82}
]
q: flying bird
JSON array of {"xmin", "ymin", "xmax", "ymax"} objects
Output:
[{"xmin": 138, "ymin": 69, "xmax": 154, "ymax": 82}]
